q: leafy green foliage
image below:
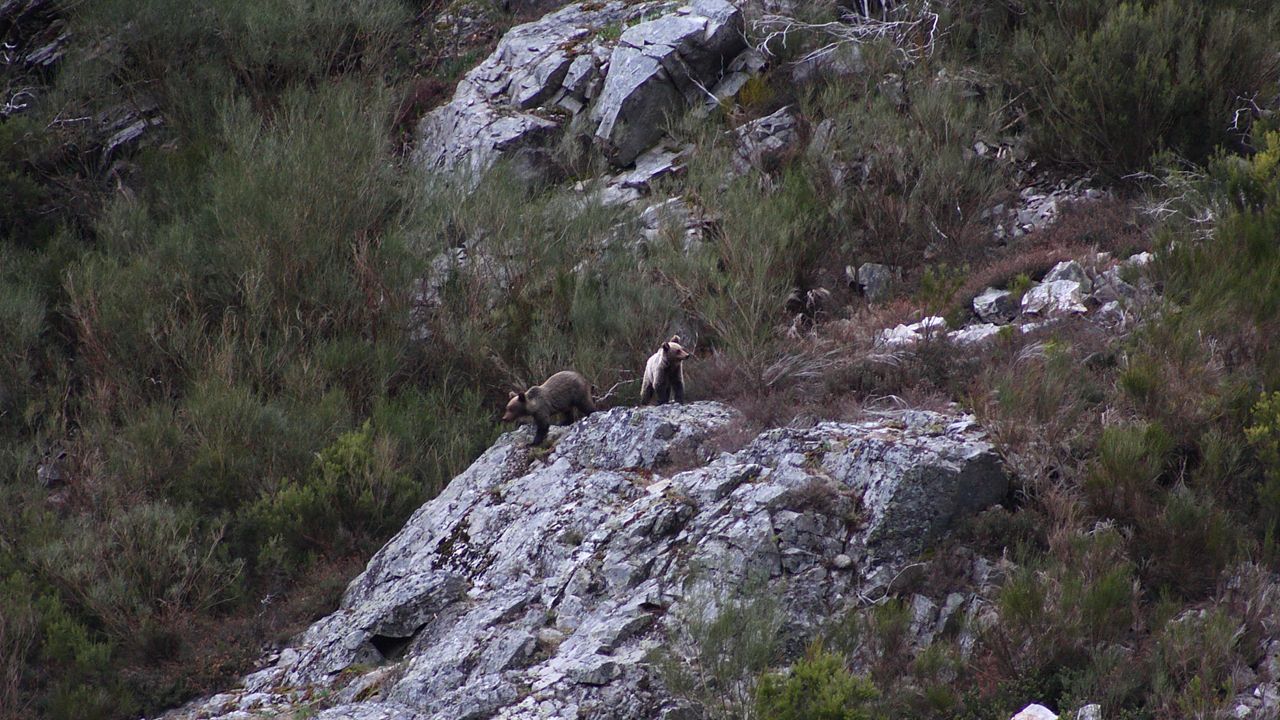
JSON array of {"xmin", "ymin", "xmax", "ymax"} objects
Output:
[{"xmin": 756, "ymin": 645, "xmax": 878, "ymax": 720}]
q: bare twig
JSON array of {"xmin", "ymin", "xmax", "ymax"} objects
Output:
[
  {"xmin": 857, "ymin": 562, "xmax": 929, "ymax": 605},
  {"xmin": 1230, "ymin": 93, "xmax": 1264, "ymax": 132},
  {"xmin": 594, "ymin": 377, "xmax": 637, "ymax": 403},
  {"xmin": 2, "ymin": 87, "xmax": 34, "ymax": 116}
]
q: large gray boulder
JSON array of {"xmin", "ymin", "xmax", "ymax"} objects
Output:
[
  {"xmin": 415, "ymin": 2, "xmax": 644, "ymax": 186},
  {"xmin": 416, "ymin": 0, "xmax": 749, "ymax": 187},
  {"xmin": 593, "ymin": 0, "xmax": 746, "ymax": 165},
  {"xmin": 156, "ymin": 403, "xmax": 1007, "ymax": 720}
]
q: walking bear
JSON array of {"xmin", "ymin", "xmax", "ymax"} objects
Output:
[{"xmin": 502, "ymin": 370, "xmax": 595, "ymax": 446}]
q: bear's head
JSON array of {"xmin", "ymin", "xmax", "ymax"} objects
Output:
[
  {"xmin": 662, "ymin": 335, "xmax": 691, "ymax": 362},
  {"xmin": 502, "ymin": 391, "xmax": 528, "ymax": 422}
]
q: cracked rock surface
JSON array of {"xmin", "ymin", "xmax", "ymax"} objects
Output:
[
  {"xmin": 593, "ymin": 0, "xmax": 745, "ymax": 165},
  {"xmin": 416, "ymin": 0, "xmax": 749, "ymax": 186},
  {"xmin": 156, "ymin": 402, "xmax": 1007, "ymax": 720}
]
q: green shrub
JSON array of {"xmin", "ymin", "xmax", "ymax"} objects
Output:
[
  {"xmin": 919, "ymin": 263, "xmax": 969, "ymax": 316},
  {"xmin": 0, "ymin": 251, "xmax": 48, "ymax": 430},
  {"xmin": 239, "ymin": 420, "xmax": 422, "ymax": 573},
  {"xmin": 662, "ymin": 161, "xmax": 818, "ymax": 388},
  {"xmin": 1007, "ymin": 273, "xmax": 1033, "ymax": 302},
  {"xmin": 1246, "ymin": 391, "xmax": 1280, "ymax": 536},
  {"xmin": 984, "ymin": 341, "xmax": 1104, "ymax": 480},
  {"xmin": 1083, "ymin": 422, "xmax": 1174, "ymax": 523},
  {"xmin": 38, "ymin": 593, "xmax": 127, "ymax": 720},
  {"xmin": 1138, "ymin": 485, "xmax": 1239, "ymax": 597},
  {"xmin": 30, "ymin": 503, "xmax": 243, "ymax": 639},
  {"xmin": 1150, "ymin": 608, "xmax": 1243, "ymax": 716},
  {"xmin": 804, "ymin": 68, "xmax": 1011, "ymax": 267},
  {"xmin": 0, "ymin": 117, "xmax": 56, "ymax": 246},
  {"xmin": 989, "ymin": 526, "xmax": 1139, "ymax": 687},
  {"xmin": 60, "ymin": 0, "xmax": 411, "ymax": 126},
  {"xmin": 756, "ymin": 645, "xmax": 878, "ymax": 720},
  {"xmin": 655, "ymin": 583, "xmax": 784, "ymax": 720},
  {"xmin": 372, "ymin": 384, "xmax": 499, "ymax": 489},
  {"xmin": 1010, "ymin": 0, "xmax": 1280, "ymax": 176}
]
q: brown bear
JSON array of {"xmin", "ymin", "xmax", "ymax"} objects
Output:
[
  {"xmin": 640, "ymin": 335, "xmax": 690, "ymax": 405},
  {"xmin": 502, "ymin": 370, "xmax": 596, "ymax": 446}
]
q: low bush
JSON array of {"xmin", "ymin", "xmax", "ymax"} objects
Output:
[
  {"xmin": 655, "ymin": 584, "xmax": 784, "ymax": 720},
  {"xmin": 240, "ymin": 420, "xmax": 423, "ymax": 573},
  {"xmin": 802, "ymin": 64, "xmax": 1013, "ymax": 268},
  {"xmin": 1082, "ymin": 422, "xmax": 1174, "ymax": 524},
  {"xmin": 756, "ymin": 645, "xmax": 878, "ymax": 720}
]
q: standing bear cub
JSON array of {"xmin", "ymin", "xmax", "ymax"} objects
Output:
[
  {"xmin": 502, "ymin": 370, "xmax": 596, "ymax": 446},
  {"xmin": 641, "ymin": 335, "xmax": 691, "ymax": 405}
]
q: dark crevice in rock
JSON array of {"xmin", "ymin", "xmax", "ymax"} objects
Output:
[{"xmin": 369, "ymin": 630, "xmax": 420, "ymax": 662}]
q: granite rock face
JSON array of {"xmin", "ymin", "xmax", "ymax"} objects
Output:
[
  {"xmin": 416, "ymin": 0, "xmax": 750, "ymax": 186},
  {"xmin": 592, "ymin": 0, "xmax": 745, "ymax": 165},
  {"xmin": 156, "ymin": 402, "xmax": 1008, "ymax": 720}
]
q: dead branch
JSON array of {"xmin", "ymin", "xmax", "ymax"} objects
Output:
[
  {"xmin": 595, "ymin": 377, "xmax": 638, "ymax": 403},
  {"xmin": 753, "ymin": 1, "xmax": 941, "ymax": 66}
]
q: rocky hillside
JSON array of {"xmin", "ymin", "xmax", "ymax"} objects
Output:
[
  {"xmin": 5, "ymin": 0, "xmax": 1280, "ymax": 719},
  {"xmin": 156, "ymin": 402, "xmax": 1008, "ymax": 720}
]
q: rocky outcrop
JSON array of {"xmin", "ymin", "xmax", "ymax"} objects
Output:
[
  {"xmin": 987, "ymin": 176, "xmax": 1111, "ymax": 241},
  {"xmin": 877, "ymin": 250, "xmax": 1155, "ymax": 350},
  {"xmin": 414, "ymin": 1, "xmax": 626, "ymax": 185},
  {"xmin": 1021, "ymin": 279, "xmax": 1087, "ymax": 316},
  {"xmin": 592, "ymin": 0, "xmax": 745, "ymax": 165},
  {"xmin": 853, "ymin": 262, "xmax": 897, "ymax": 301},
  {"xmin": 416, "ymin": 0, "xmax": 751, "ymax": 186},
  {"xmin": 730, "ymin": 105, "xmax": 800, "ymax": 176},
  {"xmin": 157, "ymin": 402, "xmax": 1008, "ymax": 720}
]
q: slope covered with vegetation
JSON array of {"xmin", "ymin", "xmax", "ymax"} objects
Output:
[{"xmin": 1, "ymin": 0, "xmax": 1279, "ymax": 718}]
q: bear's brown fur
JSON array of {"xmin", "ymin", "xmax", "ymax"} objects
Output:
[
  {"xmin": 502, "ymin": 370, "xmax": 595, "ymax": 446},
  {"xmin": 640, "ymin": 335, "xmax": 690, "ymax": 405}
]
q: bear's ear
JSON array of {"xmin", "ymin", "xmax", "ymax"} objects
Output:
[
  {"xmin": 508, "ymin": 391, "xmax": 518, "ymax": 399},
  {"xmin": 670, "ymin": 335, "xmax": 681, "ymax": 344},
  {"xmin": 662, "ymin": 342, "xmax": 670, "ymax": 351},
  {"xmin": 517, "ymin": 392, "xmax": 526, "ymax": 402}
]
